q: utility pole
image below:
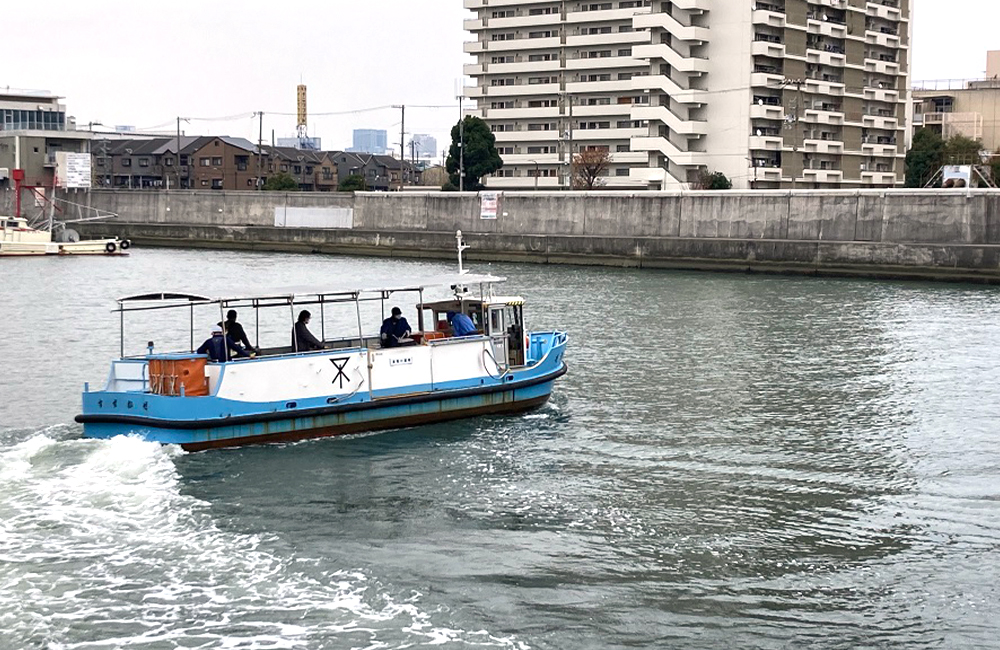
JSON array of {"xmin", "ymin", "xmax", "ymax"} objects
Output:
[
  {"xmin": 781, "ymin": 78, "xmax": 805, "ymax": 189},
  {"xmin": 176, "ymin": 117, "xmax": 182, "ymax": 190},
  {"xmin": 257, "ymin": 111, "xmax": 264, "ymax": 190},
  {"xmin": 391, "ymin": 104, "xmax": 405, "ymax": 189},
  {"xmin": 458, "ymin": 96, "xmax": 465, "ymax": 192}
]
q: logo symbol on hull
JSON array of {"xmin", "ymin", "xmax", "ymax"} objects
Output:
[{"xmin": 330, "ymin": 357, "xmax": 351, "ymax": 389}]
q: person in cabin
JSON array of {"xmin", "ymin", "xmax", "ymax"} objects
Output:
[
  {"xmin": 292, "ymin": 310, "xmax": 326, "ymax": 352},
  {"xmin": 380, "ymin": 306, "xmax": 413, "ymax": 348},
  {"xmin": 197, "ymin": 326, "xmax": 252, "ymax": 362},
  {"xmin": 447, "ymin": 310, "xmax": 478, "ymax": 337},
  {"xmin": 219, "ymin": 309, "xmax": 258, "ymax": 353}
]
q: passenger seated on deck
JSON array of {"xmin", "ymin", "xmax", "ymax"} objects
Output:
[
  {"xmin": 219, "ymin": 309, "xmax": 259, "ymax": 354},
  {"xmin": 292, "ymin": 310, "xmax": 326, "ymax": 352},
  {"xmin": 447, "ymin": 310, "xmax": 477, "ymax": 337},
  {"xmin": 380, "ymin": 307, "xmax": 413, "ymax": 348},
  {"xmin": 197, "ymin": 327, "xmax": 252, "ymax": 362}
]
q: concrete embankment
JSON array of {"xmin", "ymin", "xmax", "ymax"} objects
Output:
[{"xmin": 68, "ymin": 188, "xmax": 1000, "ymax": 283}]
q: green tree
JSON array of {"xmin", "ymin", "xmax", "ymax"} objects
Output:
[
  {"xmin": 944, "ymin": 134, "xmax": 983, "ymax": 165},
  {"xmin": 695, "ymin": 170, "xmax": 732, "ymax": 190},
  {"xmin": 904, "ymin": 128, "xmax": 944, "ymax": 187},
  {"xmin": 263, "ymin": 172, "xmax": 298, "ymax": 191},
  {"xmin": 446, "ymin": 116, "xmax": 503, "ymax": 191},
  {"xmin": 338, "ymin": 174, "xmax": 367, "ymax": 192}
]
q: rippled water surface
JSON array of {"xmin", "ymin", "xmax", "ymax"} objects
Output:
[{"xmin": 2, "ymin": 248, "xmax": 1000, "ymax": 649}]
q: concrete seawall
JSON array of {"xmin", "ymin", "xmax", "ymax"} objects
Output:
[{"xmin": 60, "ymin": 188, "xmax": 1000, "ymax": 282}]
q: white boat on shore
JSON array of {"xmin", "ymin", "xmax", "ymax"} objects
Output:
[{"xmin": 0, "ymin": 216, "xmax": 129, "ymax": 256}]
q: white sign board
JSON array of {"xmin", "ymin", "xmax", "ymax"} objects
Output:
[
  {"xmin": 274, "ymin": 206, "xmax": 353, "ymax": 229},
  {"xmin": 943, "ymin": 165, "xmax": 972, "ymax": 188},
  {"xmin": 480, "ymin": 191, "xmax": 501, "ymax": 219},
  {"xmin": 56, "ymin": 152, "xmax": 92, "ymax": 189}
]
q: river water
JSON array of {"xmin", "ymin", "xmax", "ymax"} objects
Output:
[{"xmin": 2, "ymin": 248, "xmax": 999, "ymax": 649}]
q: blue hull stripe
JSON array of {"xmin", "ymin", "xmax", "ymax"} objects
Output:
[{"xmin": 77, "ymin": 364, "xmax": 566, "ymax": 431}]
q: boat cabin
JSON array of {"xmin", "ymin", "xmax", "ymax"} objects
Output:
[{"xmin": 419, "ymin": 294, "xmax": 527, "ymax": 367}]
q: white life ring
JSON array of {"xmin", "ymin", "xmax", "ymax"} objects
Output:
[
  {"xmin": 120, "ymin": 239, "xmax": 131, "ymax": 250},
  {"xmin": 105, "ymin": 241, "xmax": 117, "ymax": 254}
]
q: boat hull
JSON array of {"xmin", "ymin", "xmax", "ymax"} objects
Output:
[{"xmin": 77, "ymin": 367, "xmax": 564, "ymax": 451}]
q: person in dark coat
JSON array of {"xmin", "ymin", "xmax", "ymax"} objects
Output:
[
  {"xmin": 380, "ymin": 306, "xmax": 412, "ymax": 348},
  {"xmin": 219, "ymin": 310, "xmax": 258, "ymax": 353},
  {"xmin": 292, "ymin": 310, "xmax": 325, "ymax": 352},
  {"xmin": 197, "ymin": 327, "xmax": 251, "ymax": 362}
]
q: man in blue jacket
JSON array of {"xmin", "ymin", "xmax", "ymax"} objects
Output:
[
  {"xmin": 447, "ymin": 310, "xmax": 478, "ymax": 337},
  {"xmin": 197, "ymin": 327, "xmax": 252, "ymax": 362}
]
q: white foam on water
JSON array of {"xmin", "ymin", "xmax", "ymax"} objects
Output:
[{"xmin": 0, "ymin": 432, "xmax": 525, "ymax": 649}]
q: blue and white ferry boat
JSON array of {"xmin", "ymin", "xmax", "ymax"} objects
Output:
[{"xmin": 76, "ymin": 236, "xmax": 568, "ymax": 451}]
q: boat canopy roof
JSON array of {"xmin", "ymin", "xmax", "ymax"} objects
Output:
[{"xmin": 116, "ymin": 272, "xmax": 507, "ymax": 308}]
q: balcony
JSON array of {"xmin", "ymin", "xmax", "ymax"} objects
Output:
[
  {"xmin": 802, "ymin": 168, "xmax": 844, "ymax": 183},
  {"xmin": 750, "ymin": 102, "xmax": 784, "ymax": 120},
  {"xmin": 632, "ymin": 43, "xmax": 709, "ymax": 74},
  {"xmin": 865, "ymin": 29, "xmax": 900, "ymax": 48},
  {"xmin": 749, "ymin": 134, "xmax": 783, "ymax": 151},
  {"xmin": 866, "ymin": 2, "xmax": 902, "ymax": 21},
  {"xmin": 802, "ymin": 138, "xmax": 844, "ymax": 154},
  {"xmin": 807, "ymin": 19, "xmax": 847, "ymax": 39},
  {"xmin": 752, "ymin": 39, "xmax": 785, "ymax": 58},
  {"xmin": 861, "ymin": 171, "xmax": 898, "ymax": 185},
  {"xmin": 633, "ymin": 11, "xmax": 710, "ymax": 42},
  {"xmin": 749, "ymin": 165, "xmax": 783, "ymax": 183},
  {"xmin": 752, "ymin": 8, "xmax": 785, "ymax": 28}
]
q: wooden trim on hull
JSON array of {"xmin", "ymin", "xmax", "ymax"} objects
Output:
[{"xmin": 181, "ymin": 393, "xmax": 552, "ymax": 451}]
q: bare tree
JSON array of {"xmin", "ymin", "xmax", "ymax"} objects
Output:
[{"xmin": 572, "ymin": 147, "xmax": 611, "ymax": 189}]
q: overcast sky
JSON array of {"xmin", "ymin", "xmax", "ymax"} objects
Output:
[{"xmin": 4, "ymin": 0, "xmax": 998, "ymax": 156}]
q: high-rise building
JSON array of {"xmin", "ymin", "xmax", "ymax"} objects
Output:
[
  {"xmin": 350, "ymin": 129, "xmax": 389, "ymax": 154},
  {"xmin": 411, "ymin": 134, "xmax": 438, "ymax": 159},
  {"xmin": 463, "ymin": 0, "xmax": 911, "ymax": 190}
]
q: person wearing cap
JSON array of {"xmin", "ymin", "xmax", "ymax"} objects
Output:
[
  {"xmin": 197, "ymin": 326, "xmax": 251, "ymax": 362},
  {"xmin": 380, "ymin": 306, "xmax": 412, "ymax": 348},
  {"xmin": 447, "ymin": 310, "xmax": 477, "ymax": 337},
  {"xmin": 292, "ymin": 309, "xmax": 326, "ymax": 352},
  {"xmin": 218, "ymin": 309, "xmax": 258, "ymax": 353}
]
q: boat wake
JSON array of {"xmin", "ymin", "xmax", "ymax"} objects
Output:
[{"xmin": 0, "ymin": 430, "xmax": 525, "ymax": 649}]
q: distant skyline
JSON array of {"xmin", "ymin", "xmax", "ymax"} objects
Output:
[{"xmin": 3, "ymin": 0, "xmax": 997, "ymax": 153}]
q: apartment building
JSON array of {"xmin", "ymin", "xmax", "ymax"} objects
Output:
[
  {"xmin": 913, "ymin": 52, "xmax": 1000, "ymax": 156},
  {"xmin": 463, "ymin": 0, "xmax": 911, "ymax": 189}
]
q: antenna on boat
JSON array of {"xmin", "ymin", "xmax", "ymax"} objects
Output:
[{"xmin": 456, "ymin": 230, "xmax": 470, "ymax": 275}]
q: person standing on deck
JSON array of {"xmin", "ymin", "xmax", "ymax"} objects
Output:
[
  {"xmin": 380, "ymin": 307, "xmax": 412, "ymax": 348},
  {"xmin": 292, "ymin": 310, "xmax": 326, "ymax": 352}
]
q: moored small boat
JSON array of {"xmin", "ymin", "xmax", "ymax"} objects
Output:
[
  {"xmin": 0, "ymin": 216, "xmax": 129, "ymax": 256},
  {"xmin": 76, "ymin": 235, "xmax": 568, "ymax": 450}
]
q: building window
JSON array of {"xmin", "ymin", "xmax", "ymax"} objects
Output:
[
  {"xmin": 305, "ymin": 166, "xmax": 313, "ymax": 174},
  {"xmin": 247, "ymin": 179, "xmax": 256, "ymax": 187},
  {"xmin": 201, "ymin": 179, "xmax": 209, "ymax": 186},
  {"xmin": 212, "ymin": 179, "xmax": 223, "ymax": 189},
  {"xmin": 615, "ymin": 168, "xmax": 629, "ymax": 176},
  {"xmin": 200, "ymin": 157, "xmax": 210, "ymax": 167},
  {"xmin": 139, "ymin": 158, "xmax": 149, "ymax": 167},
  {"xmin": 121, "ymin": 158, "xmax": 132, "ymax": 167},
  {"xmin": 280, "ymin": 164, "xmax": 288, "ymax": 171},
  {"xmin": 294, "ymin": 165, "xmax": 302, "ymax": 174},
  {"xmin": 211, "ymin": 157, "xmax": 223, "ymax": 166},
  {"xmin": 165, "ymin": 158, "xmax": 173, "ymax": 166}
]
